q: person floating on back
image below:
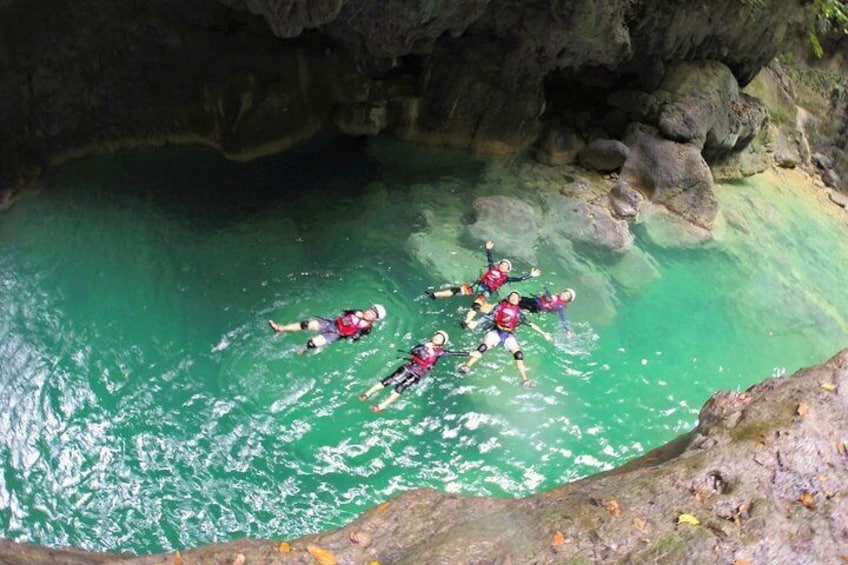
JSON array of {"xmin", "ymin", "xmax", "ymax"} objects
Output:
[
  {"xmin": 459, "ymin": 291, "xmax": 552, "ymax": 387},
  {"xmin": 360, "ymin": 330, "xmax": 469, "ymax": 413},
  {"xmin": 268, "ymin": 304, "xmax": 386, "ymax": 354},
  {"xmin": 426, "ymin": 240, "xmax": 540, "ymax": 328},
  {"xmin": 519, "ymin": 288, "xmax": 577, "ymax": 338}
]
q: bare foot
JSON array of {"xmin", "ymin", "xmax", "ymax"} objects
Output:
[{"xmin": 370, "ymin": 405, "xmax": 381, "ymax": 413}]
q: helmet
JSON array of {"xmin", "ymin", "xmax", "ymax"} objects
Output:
[
  {"xmin": 371, "ymin": 304, "xmax": 387, "ymax": 319},
  {"xmin": 433, "ymin": 330, "xmax": 449, "ymax": 345},
  {"xmin": 507, "ymin": 290, "xmax": 521, "ymax": 303},
  {"xmin": 499, "ymin": 259, "xmax": 513, "ymax": 272},
  {"xmin": 565, "ymin": 288, "xmax": 576, "ymax": 302}
]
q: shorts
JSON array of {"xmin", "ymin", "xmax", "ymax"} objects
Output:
[
  {"xmin": 381, "ymin": 364, "xmax": 426, "ymax": 394},
  {"xmin": 485, "ymin": 329, "xmax": 518, "ymax": 350},
  {"xmin": 314, "ymin": 318, "xmax": 342, "ymax": 344}
]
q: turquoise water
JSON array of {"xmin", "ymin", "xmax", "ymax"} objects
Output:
[{"xmin": 1, "ymin": 137, "xmax": 847, "ymax": 554}]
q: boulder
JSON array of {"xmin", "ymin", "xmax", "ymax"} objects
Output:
[
  {"xmin": 540, "ymin": 192, "xmax": 634, "ymax": 252},
  {"xmin": 577, "ymin": 138, "xmax": 629, "ymax": 172},
  {"xmin": 533, "ymin": 123, "xmax": 586, "ymax": 166},
  {"xmin": 618, "ymin": 124, "xmax": 718, "ymax": 229},
  {"xmin": 467, "ymin": 196, "xmax": 540, "ymax": 264}
]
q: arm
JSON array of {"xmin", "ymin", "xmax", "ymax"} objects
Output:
[
  {"xmin": 556, "ymin": 306, "xmax": 574, "ymax": 337},
  {"xmin": 525, "ymin": 319, "xmax": 553, "ymax": 342},
  {"xmin": 507, "ymin": 267, "xmax": 541, "ymax": 282},
  {"xmin": 439, "ymin": 349, "xmax": 471, "ymax": 358},
  {"xmin": 485, "ymin": 240, "xmax": 495, "ymax": 268}
]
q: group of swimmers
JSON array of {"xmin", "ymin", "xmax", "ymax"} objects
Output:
[{"xmin": 268, "ymin": 240, "xmax": 576, "ymax": 413}]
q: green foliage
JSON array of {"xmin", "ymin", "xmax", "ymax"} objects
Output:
[{"xmin": 810, "ymin": 0, "xmax": 848, "ymax": 57}]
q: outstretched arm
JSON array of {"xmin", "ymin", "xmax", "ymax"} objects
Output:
[
  {"xmin": 556, "ymin": 306, "xmax": 574, "ymax": 338},
  {"xmin": 485, "ymin": 240, "xmax": 495, "ymax": 268},
  {"xmin": 507, "ymin": 267, "xmax": 541, "ymax": 282},
  {"xmin": 527, "ymin": 320, "xmax": 553, "ymax": 343},
  {"xmin": 440, "ymin": 349, "xmax": 471, "ymax": 358}
]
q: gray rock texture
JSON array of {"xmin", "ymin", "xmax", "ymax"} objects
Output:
[
  {"xmin": 4, "ymin": 348, "xmax": 847, "ymax": 564},
  {"xmin": 0, "ymin": 0, "xmax": 816, "ymax": 208}
]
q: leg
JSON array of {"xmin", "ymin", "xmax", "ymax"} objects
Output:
[
  {"xmin": 360, "ymin": 381, "xmax": 386, "ymax": 401},
  {"xmin": 297, "ymin": 333, "xmax": 329, "ymax": 355},
  {"xmin": 505, "ymin": 335, "xmax": 533, "ymax": 387},
  {"xmin": 463, "ymin": 294, "xmax": 488, "ymax": 326},
  {"xmin": 269, "ymin": 319, "xmax": 319, "ymax": 333},
  {"xmin": 429, "ymin": 287, "xmax": 460, "ymax": 299},
  {"xmin": 372, "ymin": 391, "xmax": 402, "ymax": 412},
  {"xmin": 460, "ymin": 331, "xmax": 499, "ymax": 373}
]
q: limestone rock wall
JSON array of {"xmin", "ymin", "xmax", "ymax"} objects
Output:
[{"xmin": 0, "ymin": 0, "xmax": 816, "ymax": 218}]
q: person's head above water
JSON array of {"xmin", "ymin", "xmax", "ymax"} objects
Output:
[
  {"xmin": 363, "ymin": 304, "xmax": 386, "ymax": 321},
  {"xmin": 497, "ymin": 259, "xmax": 513, "ymax": 273},
  {"xmin": 561, "ymin": 288, "xmax": 576, "ymax": 303},
  {"xmin": 432, "ymin": 330, "xmax": 448, "ymax": 346},
  {"xmin": 506, "ymin": 291, "xmax": 521, "ymax": 305}
]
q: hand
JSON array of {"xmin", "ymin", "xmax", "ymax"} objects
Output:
[
  {"xmin": 543, "ymin": 332, "xmax": 553, "ymax": 342},
  {"xmin": 566, "ymin": 330, "xmax": 575, "ymax": 339},
  {"xmin": 485, "ymin": 240, "xmax": 494, "ymax": 250},
  {"xmin": 522, "ymin": 379, "xmax": 536, "ymax": 388},
  {"xmin": 530, "ymin": 267, "xmax": 541, "ymax": 278},
  {"xmin": 459, "ymin": 364, "xmax": 470, "ymax": 374}
]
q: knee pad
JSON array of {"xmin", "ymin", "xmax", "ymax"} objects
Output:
[
  {"xmin": 450, "ymin": 286, "xmax": 462, "ymax": 295},
  {"xmin": 300, "ymin": 320, "xmax": 309, "ymax": 329},
  {"xmin": 306, "ymin": 339, "xmax": 317, "ymax": 349},
  {"xmin": 513, "ymin": 350, "xmax": 524, "ymax": 361},
  {"xmin": 477, "ymin": 344, "xmax": 488, "ymax": 354}
]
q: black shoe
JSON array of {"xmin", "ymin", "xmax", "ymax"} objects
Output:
[{"xmin": 425, "ymin": 291, "xmax": 436, "ymax": 300}]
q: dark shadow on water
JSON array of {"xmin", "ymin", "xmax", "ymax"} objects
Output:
[{"xmin": 47, "ymin": 135, "xmax": 384, "ymax": 227}]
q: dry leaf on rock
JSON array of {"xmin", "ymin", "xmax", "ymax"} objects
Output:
[
  {"xmin": 837, "ymin": 441, "xmax": 847, "ymax": 457},
  {"xmin": 278, "ymin": 542, "xmax": 292, "ymax": 553},
  {"xmin": 633, "ymin": 518, "xmax": 646, "ymax": 531},
  {"xmin": 603, "ymin": 499, "xmax": 622, "ymax": 516},
  {"xmin": 799, "ymin": 492, "xmax": 816, "ymax": 510},
  {"xmin": 732, "ymin": 560, "xmax": 752, "ymax": 565},
  {"xmin": 307, "ymin": 544, "xmax": 338, "ymax": 565},
  {"xmin": 821, "ymin": 383, "xmax": 837, "ymax": 392},
  {"xmin": 552, "ymin": 531, "xmax": 565, "ymax": 546},
  {"xmin": 378, "ymin": 502, "xmax": 391, "ymax": 513},
  {"xmin": 797, "ymin": 402, "xmax": 809, "ymax": 417},
  {"xmin": 677, "ymin": 513, "xmax": 700, "ymax": 526},
  {"xmin": 232, "ymin": 554, "xmax": 245, "ymax": 565},
  {"xmin": 175, "ymin": 551, "xmax": 183, "ymax": 565}
]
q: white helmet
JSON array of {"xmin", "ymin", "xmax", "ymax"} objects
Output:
[
  {"xmin": 565, "ymin": 288, "xmax": 576, "ymax": 302},
  {"xmin": 371, "ymin": 304, "xmax": 387, "ymax": 319},
  {"xmin": 433, "ymin": 330, "xmax": 449, "ymax": 345},
  {"xmin": 499, "ymin": 259, "xmax": 513, "ymax": 272}
]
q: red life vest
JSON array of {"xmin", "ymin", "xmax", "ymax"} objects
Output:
[
  {"xmin": 335, "ymin": 312, "xmax": 368, "ymax": 337},
  {"xmin": 479, "ymin": 266, "xmax": 508, "ymax": 291},
  {"xmin": 537, "ymin": 293, "xmax": 564, "ymax": 311},
  {"xmin": 494, "ymin": 302, "xmax": 522, "ymax": 331},
  {"xmin": 410, "ymin": 344, "xmax": 441, "ymax": 371}
]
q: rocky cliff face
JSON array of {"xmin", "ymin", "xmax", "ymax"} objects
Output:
[
  {"xmin": 0, "ymin": 0, "xmax": 824, "ymax": 226},
  {"xmin": 3, "ymin": 349, "xmax": 847, "ymax": 564}
]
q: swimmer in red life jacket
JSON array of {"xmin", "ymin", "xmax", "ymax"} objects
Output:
[
  {"xmin": 426, "ymin": 240, "xmax": 540, "ymax": 328},
  {"xmin": 458, "ymin": 291, "xmax": 552, "ymax": 387},
  {"xmin": 519, "ymin": 288, "xmax": 577, "ymax": 338},
  {"xmin": 268, "ymin": 304, "xmax": 386, "ymax": 353},
  {"xmin": 359, "ymin": 330, "xmax": 470, "ymax": 412}
]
